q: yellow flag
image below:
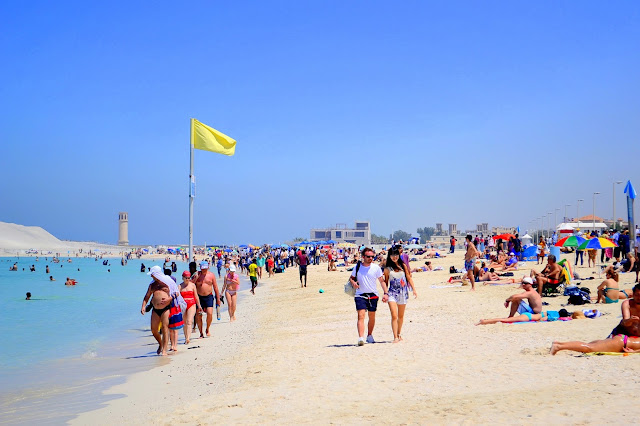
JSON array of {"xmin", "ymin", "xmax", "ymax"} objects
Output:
[{"xmin": 191, "ymin": 118, "xmax": 236, "ymax": 156}]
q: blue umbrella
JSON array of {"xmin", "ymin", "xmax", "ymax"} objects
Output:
[
  {"xmin": 281, "ymin": 244, "xmax": 290, "ymax": 249},
  {"xmin": 326, "ymin": 240, "xmax": 337, "ymax": 244},
  {"xmin": 239, "ymin": 244, "xmax": 248, "ymax": 248},
  {"xmin": 272, "ymin": 244, "xmax": 281, "ymax": 248}
]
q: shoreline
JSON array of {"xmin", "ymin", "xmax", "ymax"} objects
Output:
[{"xmin": 70, "ymin": 273, "xmax": 265, "ymax": 424}]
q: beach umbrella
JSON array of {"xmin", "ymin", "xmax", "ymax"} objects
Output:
[
  {"xmin": 493, "ymin": 234, "xmax": 515, "ymax": 241},
  {"xmin": 239, "ymin": 244, "xmax": 248, "ymax": 248},
  {"xmin": 272, "ymin": 244, "xmax": 281, "ymax": 248},
  {"xmin": 577, "ymin": 237, "xmax": 617, "ymax": 250},
  {"xmin": 281, "ymin": 244, "xmax": 290, "ymax": 249},
  {"xmin": 554, "ymin": 235, "xmax": 586, "ymax": 247},
  {"xmin": 326, "ymin": 240, "xmax": 337, "ymax": 244}
]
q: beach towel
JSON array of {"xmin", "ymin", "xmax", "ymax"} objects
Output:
[
  {"xmin": 430, "ymin": 284, "xmax": 463, "ymax": 289},
  {"xmin": 582, "ymin": 352, "xmax": 640, "ymax": 356}
]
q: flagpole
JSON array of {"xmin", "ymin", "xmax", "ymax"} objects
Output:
[{"xmin": 189, "ymin": 119, "xmax": 194, "ymax": 263}]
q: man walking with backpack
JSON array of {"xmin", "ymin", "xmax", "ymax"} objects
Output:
[{"xmin": 349, "ymin": 247, "xmax": 389, "ymax": 346}]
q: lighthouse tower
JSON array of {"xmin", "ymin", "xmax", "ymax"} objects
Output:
[{"xmin": 118, "ymin": 212, "xmax": 129, "ymax": 246}]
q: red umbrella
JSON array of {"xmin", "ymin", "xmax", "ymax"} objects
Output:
[{"xmin": 493, "ymin": 233, "xmax": 515, "ymax": 241}]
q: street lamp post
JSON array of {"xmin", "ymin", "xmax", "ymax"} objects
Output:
[
  {"xmin": 613, "ymin": 181, "xmax": 623, "ymax": 230},
  {"xmin": 538, "ymin": 217, "xmax": 542, "ymax": 241},
  {"xmin": 554, "ymin": 208, "xmax": 560, "ymax": 231},
  {"xmin": 548, "ymin": 212, "xmax": 553, "ymax": 238},
  {"xmin": 564, "ymin": 204, "xmax": 571, "ymax": 223},
  {"xmin": 593, "ymin": 192, "xmax": 600, "ymax": 234},
  {"xmin": 577, "ymin": 199, "xmax": 584, "ymax": 225}
]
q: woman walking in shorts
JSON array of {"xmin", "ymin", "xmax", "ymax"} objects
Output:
[{"xmin": 384, "ymin": 247, "xmax": 418, "ymax": 343}]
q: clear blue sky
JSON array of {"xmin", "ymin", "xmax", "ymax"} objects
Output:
[{"xmin": 1, "ymin": 1, "xmax": 639, "ymax": 245}]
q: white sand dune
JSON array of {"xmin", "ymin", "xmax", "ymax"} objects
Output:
[
  {"xmin": 0, "ymin": 221, "xmax": 125, "ymax": 254},
  {"xmin": 0, "ymin": 221, "xmax": 67, "ymax": 250}
]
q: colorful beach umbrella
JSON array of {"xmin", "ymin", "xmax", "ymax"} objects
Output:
[
  {"xmin": 577, "ymin": 237, "xmax": 617, "ymax": 250},
  {"xmin": 554, "ymin": 235, "xmax": 586, "ymax": 247}
]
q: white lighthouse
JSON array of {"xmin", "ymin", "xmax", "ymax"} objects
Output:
[{"xmin": 118, "ymin": 212, "xmax": 129, "ymax": 246}]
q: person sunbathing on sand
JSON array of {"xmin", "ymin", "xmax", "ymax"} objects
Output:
[
  {"xmin": 596, "ymin": 269, "xmax": 620, "ymax": 303},
  {"xmin": 412, "ymin": 261, "xmax": 433, "ymax": 273},
  {"xmin": 550, "ymin": 318, "xmax": 640, "ymax": 355},
  {"xmin": 530, "ymin": 255, "xmax": 562, "ymax": 295},
  {"xmin": 475, "ymin": 278, "xmax": 544, "ymax": 326}
]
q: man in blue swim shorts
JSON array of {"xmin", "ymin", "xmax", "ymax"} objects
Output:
[
  {"xmin": 504, "ymin": 277, "xmax": 542, "ymax": 317},
  {"xmin": 464, "ymin": 235, "xmax": 481, "ymax": 291}
]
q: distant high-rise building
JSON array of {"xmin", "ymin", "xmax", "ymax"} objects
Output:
[
  {"xmin": 436, "ymin": 223, "xmax": 443, "ymax": 234},
  {"xmin": 118, "ymin": 212, "xmax": 129, "ymax": 246},
  {"xmin": 448, "ymin": 223, "xmax": 457, "ymax": 235}
]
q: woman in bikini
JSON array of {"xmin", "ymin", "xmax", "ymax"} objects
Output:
[
  {"xmin": 596, "ymin": 269, "xmax": 620, "ymax": 304},
  {"xmin": 550, "ymin": 318, "xmax": 640, "ymax": 355},
  {"xmin": 222, "ymin": 264, "xmax": 240, "ymax": 322},
  {"xmin": 384, "ymin": 247, "xmax": 418, "ymax": 343},
  {"xmin": 179, "ymin": 270, "xmax": 201, "ymax": 344}
]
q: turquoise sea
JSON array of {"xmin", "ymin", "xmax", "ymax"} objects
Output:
[{"xmin": 0, "ymin": 256, "xmax": 236, "ymax": 424}]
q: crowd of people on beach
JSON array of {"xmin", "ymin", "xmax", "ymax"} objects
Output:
[{"xmin": 463, "ymin": 227, "xmax": 640, "ymax": 355}]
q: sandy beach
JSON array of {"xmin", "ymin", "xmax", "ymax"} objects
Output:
[{"xmin": 70, "ymin": 250, "xmax": 640, "ymax": 424}]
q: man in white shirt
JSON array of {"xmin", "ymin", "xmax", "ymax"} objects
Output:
[{"xmin": 350, "ymin": 247, "xmax": 389, "ymax": 346}]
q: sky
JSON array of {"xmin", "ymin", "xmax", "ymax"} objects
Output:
[{"xmin": 1, "ymin": 1, "xmax": 639, "ymax": 245}]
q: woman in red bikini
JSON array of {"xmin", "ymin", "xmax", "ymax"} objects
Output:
[{"xmin": 179, "ymin": 271, "xmax": 201, "ymax": 344}]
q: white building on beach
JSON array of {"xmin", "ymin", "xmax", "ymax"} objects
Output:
[{"xmin": 310, "ymin": 221, "xmax": 371, "ymax": 246}]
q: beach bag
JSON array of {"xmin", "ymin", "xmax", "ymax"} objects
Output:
[
  {"xmin": 564, "ymin": 286, "xmax": 581, "ymax": 297},
  {"xmin": 344, "ymin": 262, "xmax": 361, "ymax": 297},
  {"xmin": 449, "ymin": 266, "xmax": 456, "ymax": 274}
]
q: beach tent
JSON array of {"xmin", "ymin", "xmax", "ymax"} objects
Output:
[
  {"xmin": 521, "ymin": 246, "xmax": 538, "ymax": 261},
  {"xmin": 521, "ymin": 234, "xmax": 533, "ymax": 246}
]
